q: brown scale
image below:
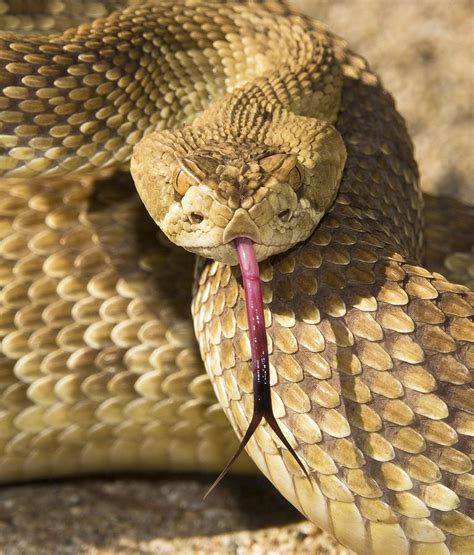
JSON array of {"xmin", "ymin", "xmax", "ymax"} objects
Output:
[{"xmin": 0, "ymin": 2, "xmax": 472, "ymax": 555}]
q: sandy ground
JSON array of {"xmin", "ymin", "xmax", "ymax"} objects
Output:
[{"xmin": 0, "ymin": 1, "xmax": 472, "ymax": 554}]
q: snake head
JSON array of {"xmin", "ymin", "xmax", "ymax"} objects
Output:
[{"xmin": 131, "ymin": 120, "xmax": 346, "ymax": 265}]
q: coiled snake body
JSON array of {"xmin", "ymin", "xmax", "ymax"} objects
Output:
[{"xmin": 0, "ymin": 1, "xmax": 472, "ymax": 553}]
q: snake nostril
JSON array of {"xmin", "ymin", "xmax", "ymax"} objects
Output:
[
  {"xmin": 278, "ymin": 209, "xmax": 292, "ymax": 222},
  {"xmin": 189, "ymin": 212, "xmax": 204, "ymax": 224}
]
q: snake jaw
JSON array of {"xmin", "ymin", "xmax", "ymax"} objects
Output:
[{"xmin": 204, "ymin": 237, "xmax": 309, "ymax": 499}]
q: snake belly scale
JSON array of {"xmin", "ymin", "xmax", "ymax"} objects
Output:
[{"xmin": 0, "ymin": 1, "xmax": 472, "ymax": 554}]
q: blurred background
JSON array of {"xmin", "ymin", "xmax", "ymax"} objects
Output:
[
  {"xmin": 0, "ymin": 1, "xmax": 472, "ymax": 554},
  {"xmin": 295, "ymin": 0, "xmax": 473, "ymax": 205}
]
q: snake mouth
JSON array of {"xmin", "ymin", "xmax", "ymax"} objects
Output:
[
  {"xmin": 222, "ymin": 208, "xmax": 261, "ymax": 245},
  {"xmin": 215, "ymin": 238, "xmax": 292, "ymax": 266},
  {"xmin": 204, "ymin": 236, "xmax": 309, "ymax": 498}
]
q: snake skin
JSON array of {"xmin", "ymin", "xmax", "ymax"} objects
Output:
[{"xmin": 0, "ymin": 1, "xmax": 473, "ymax": 554}]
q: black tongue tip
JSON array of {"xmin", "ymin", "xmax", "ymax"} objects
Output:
[{"xmin": 203, "ymin": 410, "xmax": 264, "ymax": 500}]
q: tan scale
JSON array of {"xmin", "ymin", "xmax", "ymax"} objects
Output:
[{"xmin": 0, "ymin": 1, "xmax": 473, "ymax": 554}]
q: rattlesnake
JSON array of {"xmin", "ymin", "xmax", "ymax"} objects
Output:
[{"xmin": 0, "ymin": 1, "xmax": 472, "ymax": 553}]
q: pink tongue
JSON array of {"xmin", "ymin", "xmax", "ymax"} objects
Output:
[
  {"xmin": 204, "ymin": 237, "xmax": 308, "ymax": 499},
  {"xmin": 233, "ymin": 237, "xmax": 269, "ymax": 379}
]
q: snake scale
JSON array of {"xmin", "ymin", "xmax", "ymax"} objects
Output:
[{"xmin": 0, "ymin": 1, "xmax": 473, "ymax": 553}]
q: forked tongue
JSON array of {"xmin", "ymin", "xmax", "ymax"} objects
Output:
[{"xmin": 204, "ymin": 237, "xmax": 308, "ymax": 499}]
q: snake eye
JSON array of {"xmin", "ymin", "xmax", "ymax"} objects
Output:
[
  {"xmin": 287, "ymin": 166, "xmax": 302, "ymax": 191},
  {"xmin": 174, "ymin": 156, "xmax": 218, "ymax": 198},
  {"xmin": 189, "ymin": 212, "xmax": 204, "ymax": 224},
  {"xmin": 278, "ymin": 209, "xmax": 292, "ymax": 222},
  {"xmin": 174, "ymin": 170, "xmax": 197, "ymax": 197},
  {"xmin": 259, "ymin": 153, "xmax": 302, "ymax": 191}
]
